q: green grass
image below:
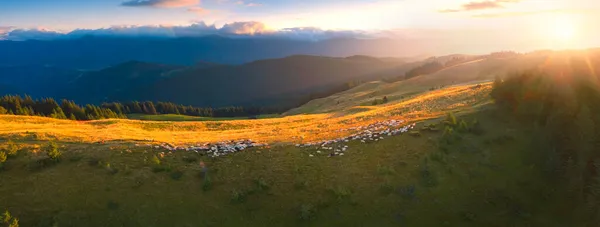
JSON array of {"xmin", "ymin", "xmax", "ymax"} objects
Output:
[
  {"xmin": 127, "ymin": 114, "xmax": 280, "ymax": 122},
  {"xmin": 0, "ymin": 109, "xmax": 584, "ymax": 226}
]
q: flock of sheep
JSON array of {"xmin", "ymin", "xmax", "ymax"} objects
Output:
[{"xmin": 150, "ymin": 119, "xmax": 417, "ymax": 158}]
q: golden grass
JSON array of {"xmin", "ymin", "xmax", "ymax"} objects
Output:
[{"xmin": 0, "ymin": 83, "xmax": 492, "ymax": 146}]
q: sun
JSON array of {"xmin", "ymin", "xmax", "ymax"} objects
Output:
[{"xmin": 548, "ymin": 14, "xmax": 577, "ymax": 43}]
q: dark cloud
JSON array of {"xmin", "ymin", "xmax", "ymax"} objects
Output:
[
  {"xmin": 121, "ymin": 0, "xmax": 200, "ymax": 8},
  {"xmin": 0, "ymin": 22, "xmax": 377, "ymax": 41},
  {"xmin": 3, "ymin": 28, "xmax": 64, "ymax": 41},
  {"xmin": 440, "ymin": 0, "xmax": 521, "ymax": 13}
]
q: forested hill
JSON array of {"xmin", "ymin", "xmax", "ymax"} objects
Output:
[{"xmin": 38, "ymin": 55, "xmax": 404, "ymax": 108}]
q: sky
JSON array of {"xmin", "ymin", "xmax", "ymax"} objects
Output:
[{"xmin": 1, "ymin": 0, "xmax": 600, "ymax": 52}]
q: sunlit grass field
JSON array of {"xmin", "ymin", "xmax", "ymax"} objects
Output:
[
  {"xmin": 0, "ymin": 108, "xmax": 577, "ymax": 226},
  {"xmin": 0, "ymin": 83, "xmax": 492, "ymax": 146}
]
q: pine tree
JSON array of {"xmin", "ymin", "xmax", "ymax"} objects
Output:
[
  {"xmin": 6, "ymin": 140, "xmax": 18, "ymax": 156},
  {"xmin": 0, "ymin": 106, "xmax": 6, "ymax": 114},
  {"xmin": 0, "ymin": 151, "xmax": 7, "ymax": 165},
  {"xmin": 2, "ymin": 210, "xmax": 11, "ymax": 224},
  {"xmin": 46, "ymin": 141, "xmax": 61, "ymax": 161}
]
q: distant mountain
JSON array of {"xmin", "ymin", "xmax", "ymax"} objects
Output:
[
  {"xmin": 55, "ymin": 55, "xmax": 403, "ymax": 107},
  {"xmin": 59, "ymin": 61, "xmax": 185, "ymax": 104},
  {"xmin": 0, "ymin": 36, "xmax": 423, "ymax": 69},
  {"xmin": 0, "ymin": 65, "xmax": 81, "ymax": 97}
]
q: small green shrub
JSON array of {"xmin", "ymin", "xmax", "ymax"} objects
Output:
[
  {"xmin": 105, "ymin": 163, "xmax": 119, "ymax": 175},
  {"xmin": 329, "ymin": 186, "xmax": 352, "ymax": 202},
  {"xmin": 230, "ymin": 189, "xmax": 247, "ymax": 203},
  {"xmin": 379, "ymin": 181, "xmax": 394, "ymax": 195},
  {"xmin": 2, "ymin": 210, "xmax": 11, "ymax": 224},
  {"xmin": 202, "ymin": 176, "xmax": 213, "ymax": 191},
  {"xmin": 408, "ymin": 131, "xmax": 422, "ymax": 137},
  {"xmin": 170, "ymin": 170, "xmax": 184, "ymax": 180},
  {"xmin": 5, "ymin": 140, "xmax": 18, "ymax": 156},
  {"xmin": 419, "ymin": 164, "xmax": 438, "ymax": 187},
  {"xmin": 254, "ymin": 178, "xmax": 270, "ymax": 191},
  {"xmin": 470, "ymin": 119, "xmax": 485, "ymax": 135},
  {"xmin": 182, "ymin": 156, "xmax": 198, "ymax": 163},
  {"xmin": 107, "ymin": 201, "xmax": 120, "ymax": 210},
  {"xmin": 457, "ymin": 120, "xmax": 470, "ymax": 133},
  {"xmin": 8, "ymin": 217, "xmax": 18, "ymax": 227},
  {"xmin": 298, "ymin": 204, "xmax": 317, "ymax": 221},
  {"xmin": 377, "ymin": 165, "xmax": 396, "ymax": 176},
  {"xmin": 444, "ymin": 112, "xmax": 458, "ymax": 126},
  {"xmin": 294, "ymin": 180, "xmax": 308, "ymax": 190},
  {"xmin": 46, "ymin": 141, "xmax": 61, "ymax": 161},
  {"xmin": 0, "ymin": 151, "xmax": 6, "ymax": 164},
  {"xmin": 88, "ymin": 157, "xmax": 101, "ymax": 166},
  {"xmin": 151, "ymin": 155, "xmax": 161, "ymax": 166}
]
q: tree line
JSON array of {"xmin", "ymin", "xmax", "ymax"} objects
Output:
[
  {"xmin": 0, "ymin": 95, "xmax": 284, "ymax": 121},
  {"xmin": 491, "ymin": 68, "xmax": 600, "ymax": 222}
]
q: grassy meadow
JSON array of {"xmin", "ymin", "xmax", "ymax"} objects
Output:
[
  {"xmin": 0, "ymin": 108, "xmax": 579, "ymax": 226},
  {"xmin": 0, "ymin": 83, "xmax": 491, "ymax": 146},
  {"xmin": 1, "ymin": 76, "xmax": 589, "ymax": 226}
]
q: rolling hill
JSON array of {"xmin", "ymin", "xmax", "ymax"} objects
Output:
[
  {"xmin": 61, "ymin": 55, "xmax": 405, "ymax": 108},
  {"xmin": 285, "ymin": 52, "xmax": 549, "ymax": 115}
]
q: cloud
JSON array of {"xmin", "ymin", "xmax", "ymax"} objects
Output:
[
  {"xmin": 3, "ymin": 28, "xmax": 64, "ymax": 41},
  {"xmin": 440, "ymin": 0, "xmax": 520, "ymax": 13},
  {"xmin": 473, "ymin": 8, "xmax": 592, "ymax": 18},
  {"xmin": 0, "ymin": 21, "xmax": 377, "ymax": 41},
  {"xmin": 235, "ymin": 1, "xmax": 261, "ymax": 7},
  {"xmin": 220, "ymin": 21, "xmax": 268, "ymax": 35},
  {"xmin": 187, "ymin": 7, "xmax": 210, "ymax": 15},
  {"xmin": 121, "ymin": 0, "xmax": 200, "ymax": 8}
]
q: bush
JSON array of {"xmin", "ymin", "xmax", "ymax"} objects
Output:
[
  {"xmin": 2, "ymin": 210, "xmax": 11, "ymax": 224},
  {"xmin": 0, "ymin": 151, "xmax": 6, "ymax": 164},
  {"xmin": 470, "ymin": 119, "xmax": 485, "ymax": 135},
  {"xmin": 329, "ymin": 186, "xmax": 352, "ymax": 202},
  {"xmin": 230, "ymin": 189, "xmax": 247, "ymax": 203},
  {"xmin": 46, "ymin": 141, "xmax": 61, "ymax": 161},
  {"xmin": 202, "ymin": 176, "xmax": 213, "ymax": 191},
  {"xmin": 379, "ymin": 181, "xmax": 394, "ymax": 195},
  {"xmin": 298, "ymin": 204, "xmax": 317, "ymax": 221},
  {"xmin": 444, "ymin": 112, "xmax": 457, "ymax": 126},
  {"xmin": 5, "ymin": 140, "xmax": 18, "ymax": 156},
  {"xmin": 151, "ymin": 155, "xmax": 161, "ymax": 166},
  {"xmin": 254, "ymin": 178, "xmax": 270, "ymax": 191},
  {"xmin": 170, "ymin": 170, "xmax": 184, "ymax": 180},
  {"xmin": 457, "ymin": 120, "xmax": 470, "ymax": 133}
]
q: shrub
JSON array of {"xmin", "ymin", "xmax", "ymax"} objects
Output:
[
  {"xmin": 444, "ymin": 112, "xmax": 457, "ymax": 126},
  {"xmin": 419, "ymin": 164, "xmax": 438, "ymax": 187},
  {"xmin": 230, "ymin": 189, "xmax": 247, "ymax": 203},
  {"xmin": 170, "ymin": 170, "xmax": 184, "ymax": 180},
  {"xmin": 105, "ymin": 163, "xmax": 119, "ymax": 175},
  {"xmin": 9, "ymin": 217, "xmax": 18, "ymax": 227},
  {"xmin": 457, "ymin": 120, "xmax": 470, "ymax": 133},
  {"xmin": 298, "ymin": 204, "xmax": 317, "ymax": 221},
  {"xmin": 408, "ymin": 131, "xmax": 422, "ymax": 137},
  {"xmin": 5, "ymin": 140, "xmax": 18, "ymax": 156},
  {"xmin": 254, "ymin": 178, "xmax": 270, "ymax": 191},
  {"xmin": 379, "ymin": 181, "xmax": 394, "ymax": 195},
  {"xmin": 294, "ymin": 180, "xmax": 309, "ymax": 190},
  {"xmin": 151, "ymin": 155, "xmax": 161, "ymax": 166},
  {"xmin": 329, "ymin": 186, "xmax": 352, "ymax": 202},
  {"xmin": 202, "ymin": 176, "xmax": 213, "ymax": 191},
  {"xmin": 470, "ymin": 119, "xmax": 485, "ymax": 135},
  {"xmin": 0, "ymin": 151, "xmax": 6, "ymax": 164},
  {"xmin": 2, "ymin": 210, "xmax": 11, "ymax": 224},
  {"xmin": 377, "ymin": 165, "xmax": 396, "ymax": 176},
  {"xmin": 46, "ymin": 141, "xmax": 61, "ymax": 161}
]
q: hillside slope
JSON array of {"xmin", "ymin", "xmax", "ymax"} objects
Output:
[
  {"xmin": 118, "ymin": 55, "xmax": 403, "ymax": 107},
  {"xmin": 286, "ymin": 53, "xmax": 548, "ymax": 115}
]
